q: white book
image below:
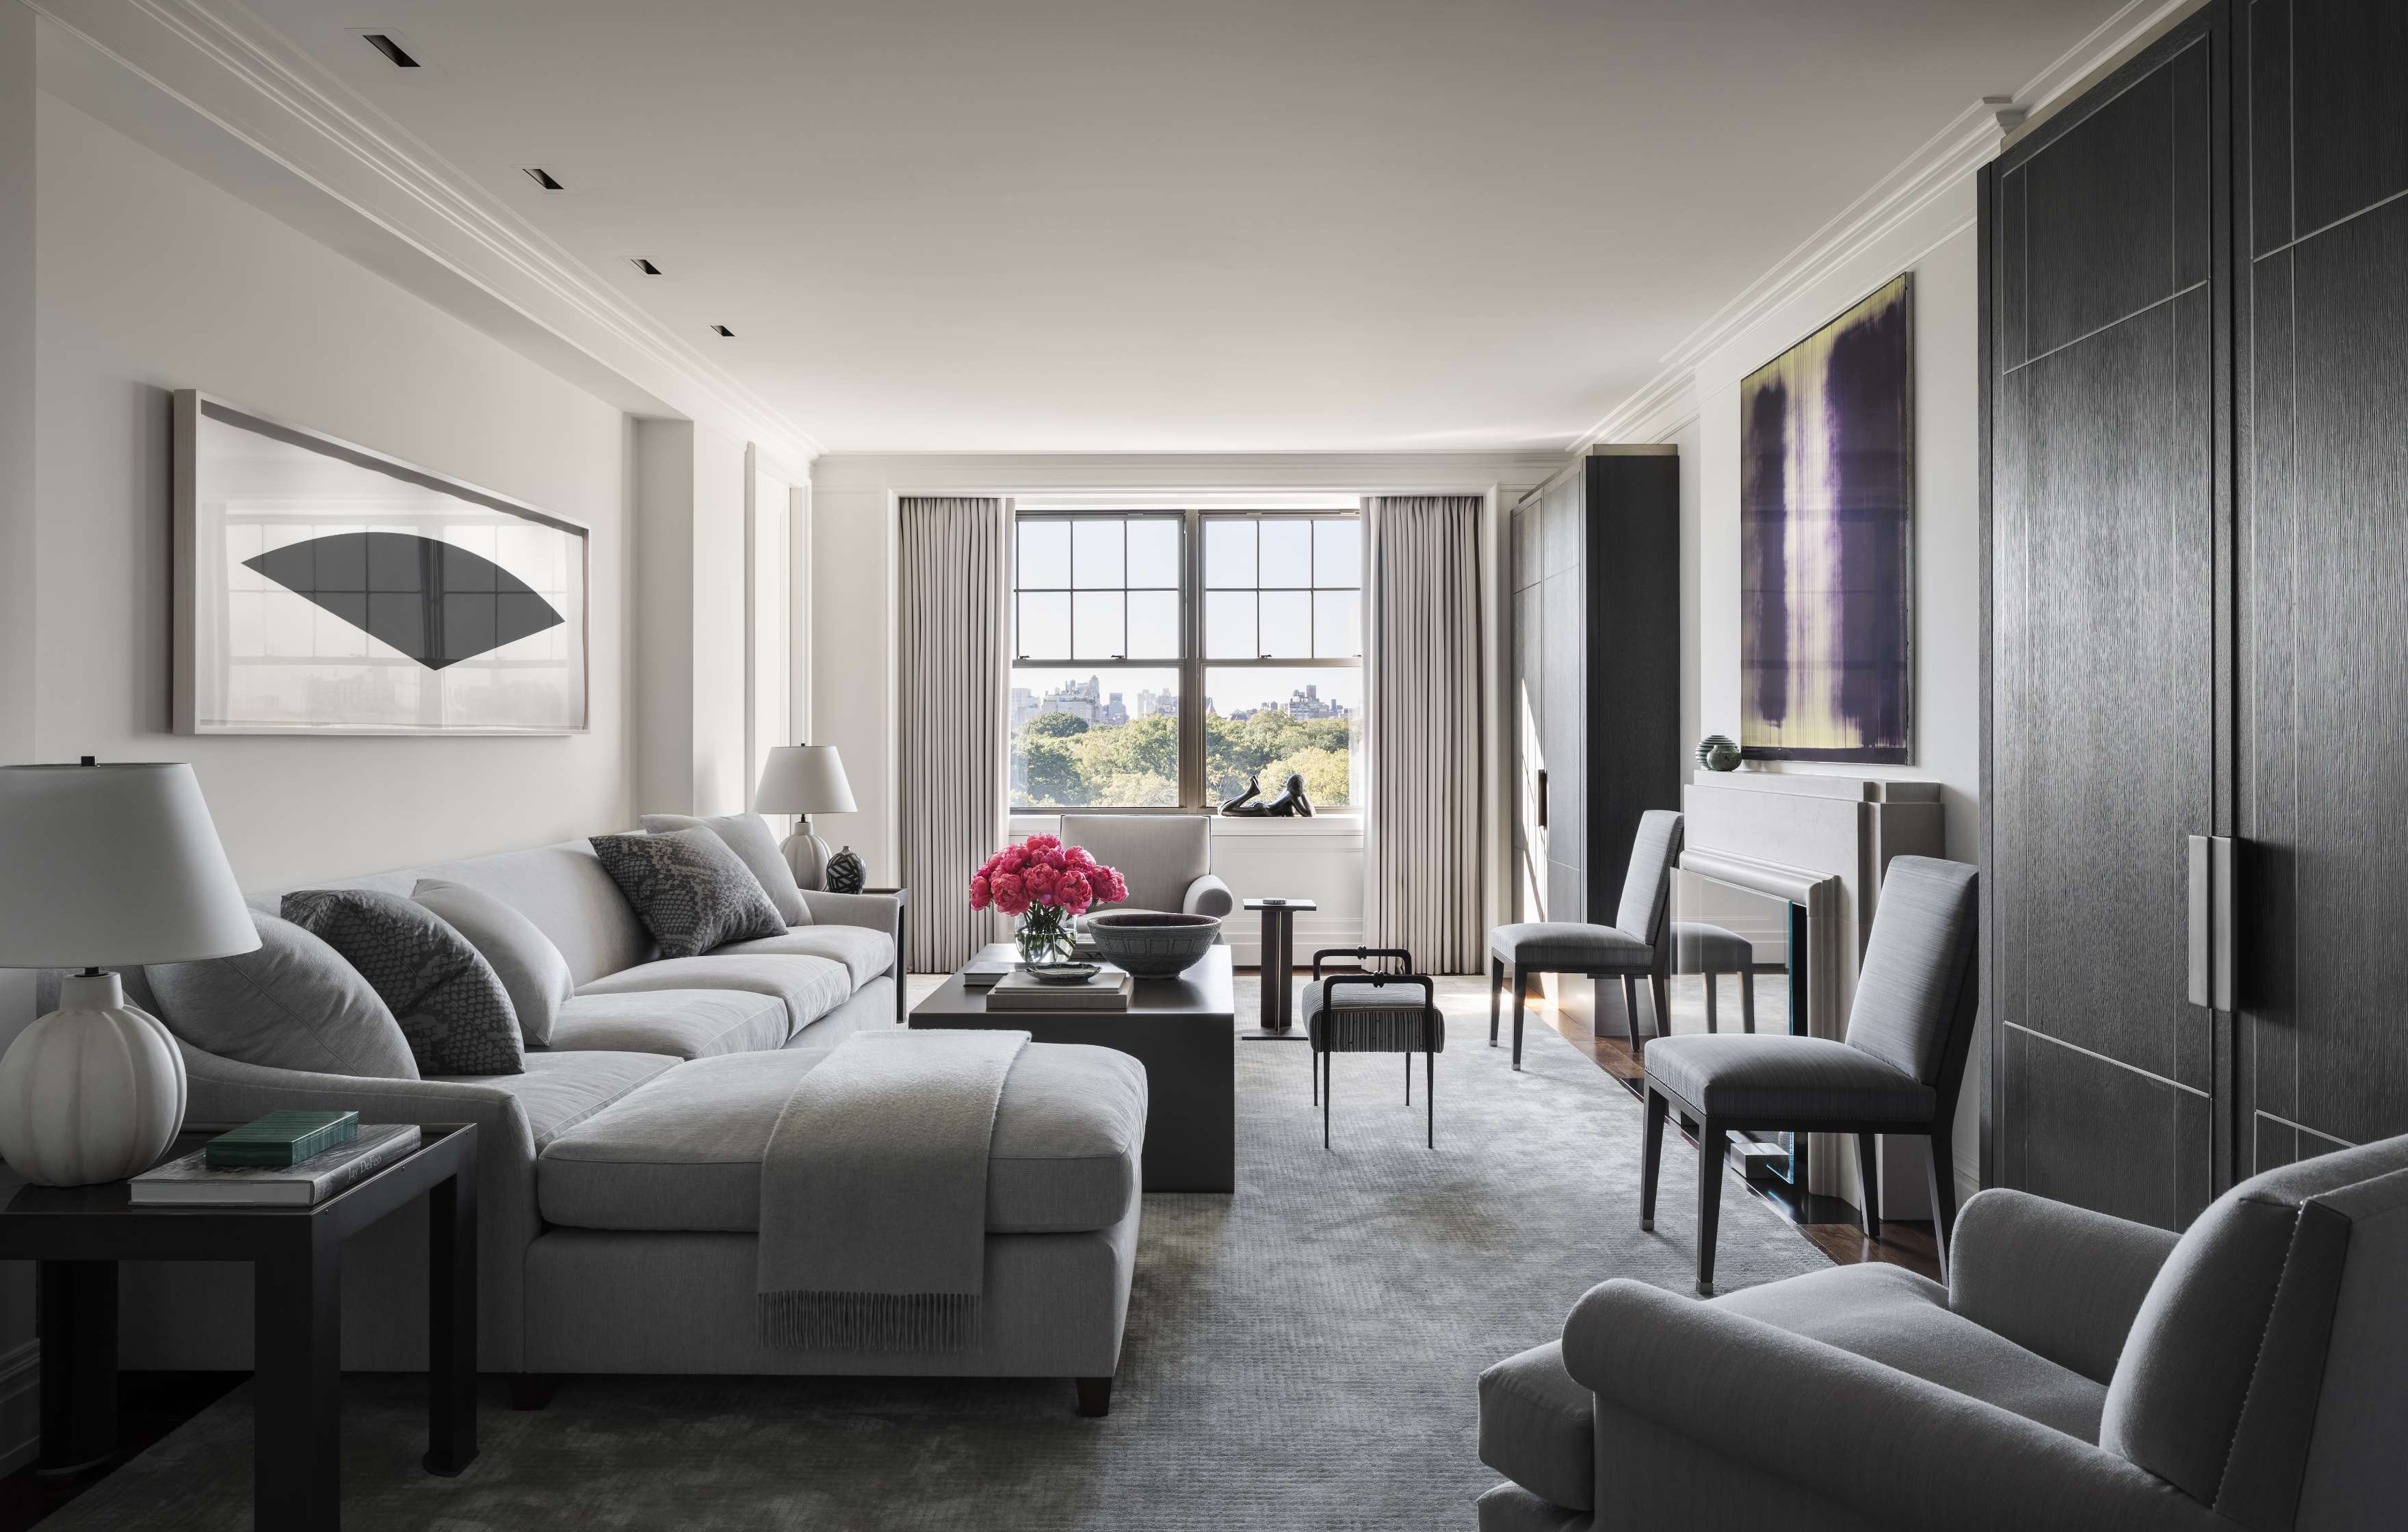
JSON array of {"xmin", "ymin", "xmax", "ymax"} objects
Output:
[{"xmin": 130, "ymin": 1124, "xmax": 424, "ymax": 1206}]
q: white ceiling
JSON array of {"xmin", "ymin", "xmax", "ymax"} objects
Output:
[{"xmin": 221, "ymin": 0, "xmax": 2121, "ymax": 455}]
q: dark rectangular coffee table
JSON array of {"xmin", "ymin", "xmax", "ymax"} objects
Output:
[{"xmin": 911, "ymin": 944, "xmax": 1234, "ymax": 1192}]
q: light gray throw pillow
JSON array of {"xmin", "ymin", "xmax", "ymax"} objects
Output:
[
  {"xmin": 413, "ymin": 879, "xmax": 575, "ymax": 1048},
  {"xmin": 283, "ymin": 889, "xmax": 526, "ymax": 1077},
  {"xmin": 144, "ymin": 914, "xmax": 420, "ymax": 1081},
  {"xmin": 640, "ymin": 812, "xmax": 811, "ymax": 926},
  {"xmin": 590, "ymin": 828, "xmax": 788, "ymax": 960}
]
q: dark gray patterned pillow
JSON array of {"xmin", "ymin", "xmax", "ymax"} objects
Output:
[
  {"xmin": 590, "ymin": 827, "xmax": 788, "ymax": 960},
  {"xmin": 281, "ymin": 889, "xmax": 526, "ymax": 1077}
]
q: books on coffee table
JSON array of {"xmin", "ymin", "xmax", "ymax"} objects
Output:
[
  {"xmin": 131, "ymin": 1124, "xmax": 423, "ymax": 1206},
  {"xmin": 960, "ymin": 957, "xmax": 1015, "ymax": 990},
  {"xmin": 985, "ymin": 968, "xmax": 1134, "ymax": 1012}
]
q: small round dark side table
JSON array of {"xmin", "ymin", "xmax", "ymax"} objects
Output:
[{"xmin": 1240, "ymin": 896, "xmax": 1320, "ymax": 1041}]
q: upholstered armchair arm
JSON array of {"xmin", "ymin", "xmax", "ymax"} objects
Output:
[
  {"xmin": 1182, "ymin": 873, "xmax": 1235, "ymax": 920},
  {"xmin": 176, "ymin": 1040, "xmax": 545, "ymax": 1368},
  {"xmin": 800, "ymin": 887, "xmax": 904, "ymax": 937},
  {"xmin": 1947, "ymin": 1188, "xmax": 2180, "ymax": 1384},
  {"xmin": 1562, "ymin": 1280, "xmax": 2217, "ymax": 1532}
]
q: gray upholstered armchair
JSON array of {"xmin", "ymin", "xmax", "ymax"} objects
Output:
[
  {"xmin": 1058, "ymin": 813, "xmax": 1234, "ymax": 924},
  {"xmin": 1475, "ymin": 1134, "xmax": 2408, "ymax": 1531}
]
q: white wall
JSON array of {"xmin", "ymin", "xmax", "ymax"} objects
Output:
[
  {"xmin": 630, "ymin": 417, "xmax": 755, "ymax": 817},
  {"xmin": 1671, "ymin": 173, "xmax": 1985, "ymax": 1202},
  {"xmin": 31, "ymin": 94, "xmax": 636, "ymax": 894},
  {"xmin": 813, "ymin": 453, "xmax": 1558, "ymax": 919}
]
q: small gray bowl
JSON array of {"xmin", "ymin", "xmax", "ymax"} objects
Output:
[{"xmin": 1085, "ymin": 911, "xmax": 1221, "ymax": 977}]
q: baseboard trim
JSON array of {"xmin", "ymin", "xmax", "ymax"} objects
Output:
[{"xmin": 0, "ymin": 1337, "xmax": 41, "ymax": 1477}]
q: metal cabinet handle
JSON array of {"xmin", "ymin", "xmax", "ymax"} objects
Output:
[{"xmin": 2186, "ymin": 834, "xmax": 2237, "ymax": 1011}]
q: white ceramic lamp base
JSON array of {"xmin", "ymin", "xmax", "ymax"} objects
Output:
[
  {"xmin": 782, "ymin": 825, "xmax": 834, "ymax": 891},
  {"xmin": 0, "ymin": 971, "xmax": 188, "ymax": 1186}
]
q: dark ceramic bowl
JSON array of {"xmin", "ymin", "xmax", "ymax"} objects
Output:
[{"xmin": 1084, "ymin": 911, "xmax": 1222, "ymax": 977}]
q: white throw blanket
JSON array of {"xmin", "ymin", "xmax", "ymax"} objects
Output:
[{"xmin": 758, "ymin": 1029, "xmax": 1029, "ymax": 1351}]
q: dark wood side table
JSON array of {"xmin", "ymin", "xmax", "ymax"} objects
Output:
[
  {"xmin": 1240, "ymin": 897, "xmax": 1319, "ymax": 1040},
  {"xmin": 0, "ymin": 1122, "xmax": 480, "ymax": 1530}
]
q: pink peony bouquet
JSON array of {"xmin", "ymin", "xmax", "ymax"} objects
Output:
[{"xmin": 969, "ymin": 834, "xmax": 1127, "ymax": 964}]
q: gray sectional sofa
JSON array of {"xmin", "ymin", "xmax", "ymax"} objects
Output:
[{"xmin": 86, "ymin": 833, "xmax": 1148, "ymax": 1409}]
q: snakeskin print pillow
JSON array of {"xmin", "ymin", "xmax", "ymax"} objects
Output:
[
  {"xmin": 590, "ymin": 827, "xmax": 789, "ymax": 960},
  {"xmin": 281, "ymin": 889, "xmax": 526, "ymax": 1077}
]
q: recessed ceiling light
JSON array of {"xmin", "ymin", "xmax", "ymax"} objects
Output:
[
  {"xmin": 631, "ymin": 259, "xmax": 663, "ymax": 276},
  {"xmin": 354, "ymin": 30, "xmax": 423, "ymax": 68},
  {"xmin": 523, "ymin": 168, "xmax": 565, "ymax": 192},
  {"xmin": 709, "ymin": 325, "xmax": 735, "ymax": 338}
]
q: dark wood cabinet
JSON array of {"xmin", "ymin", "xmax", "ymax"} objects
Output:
[
  {"xmin": 1985, "ymin": 0, "xmax": 2408, "ymax": 1224},
  {"xmin": 1510, "ymin": 447, "xmax": 1681, "ymax": 1030}
]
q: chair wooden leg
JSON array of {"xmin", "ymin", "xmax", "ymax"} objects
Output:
[
  {"xmin": 1927, "ymin": 1130, "xmax": 1959, "ymax": 1279},
  {"xmin": 1703, "ymin": 972, "xmax": 1720, "ymax": 1033},
  {"xmin": 1696, "ymin": 1117, "xmax": 1727, "ymax": 1295},
  {"xmin": 1640, "ymin": 1087, "xmax": 1669, "ymax": 1231},
  {"xmin": 1649, "ymin": 968, "xmax": 1670, "ymax": 1044},
  {"xmin": 1489, "ymin": 957, "xmax": 1504, "ymax": 1046},
  {"xmin": 1426, "ymin": 1044, "xmax": 1435, "ymax": 1148},
  {"xmin": 1511, "ymin": 970, "xmax": 1534, "ymax": 1071},
  {"xmin": 1855, "ymin": 1133, "xmax": 1883, "ymax": 1240},
  {"xmin": 1404, "ymin": 1048, "xmax": 1411, "ymax": 1104},
  {"xmin": 1322, "ymin": 1050, "xmax": 1332, "ymax": 1150},
  {"xmin": 1741, "ymin": 970, "xmax": 1757, "ymax": 1033},
  {"xmin": 1074, "ymin": 1377, "xmax": 1113, "ymax": 1417},
  {"xmin": 1620, "ymin": 973, "xmax": 1643, "ymax": 1048}
]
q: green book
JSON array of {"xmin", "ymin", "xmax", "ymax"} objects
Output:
[{"xmin": 205, "ymin": 1110, "xmax": 360, "ymax": 1169}]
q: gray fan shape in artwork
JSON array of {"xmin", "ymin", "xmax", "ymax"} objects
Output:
[{"xmin": 244, "ymin": 530, "xmax": 563, "ymax": 670}]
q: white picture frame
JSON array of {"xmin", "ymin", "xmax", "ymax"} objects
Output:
[{"xmin": 173, "ymin": 391, "xmax": 590, "ymax": 736}]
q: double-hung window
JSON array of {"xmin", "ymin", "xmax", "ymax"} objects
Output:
[{"xmin": 1009, "ymin": 509, "xmax": 1361, "ymax": 811}]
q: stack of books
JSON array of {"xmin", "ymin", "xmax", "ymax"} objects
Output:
[
  {"xmin": 986, "ymin": 967, "xmax": 1134, "ymax": 1012},
  {"xmin": 131, "ymin": 1111, "xmax": 422, "ymax": 1206}
]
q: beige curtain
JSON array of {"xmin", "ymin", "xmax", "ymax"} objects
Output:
[
  {"xmin": 1365, "ymin": 494, "xmax": 1485, "ymax": 973},
  {"xmin": 900, "ymin": 496, "xmax": 1009, "ymax": 971}
]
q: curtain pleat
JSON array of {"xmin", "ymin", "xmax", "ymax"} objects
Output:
[
  {"xmin": 1365, "ymin": 495, "xmax": 1486, "ymax": 973},
  {"xmin": 900, "ymin": 496, "xmax": 1008, "ymax": 971}
]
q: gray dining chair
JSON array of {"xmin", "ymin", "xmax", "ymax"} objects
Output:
[
  {"xmin": 1487, "ymin": 810, "xmax": 1683, "ymax": 1070},
  {"xmin": 1640, "ymin": 854, "xmax": 1978, "ymax": 1294}
]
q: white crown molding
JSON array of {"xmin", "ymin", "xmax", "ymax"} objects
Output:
[
  {"xmin": 28, "ymin": 0, "xmax": 823, "ymax": 475},
  {"xmin": 1572, "ymin": 0, "xmax": 2203, "ymax": 453}
]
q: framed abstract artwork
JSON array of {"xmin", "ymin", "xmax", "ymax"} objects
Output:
[
  {"xmin": 173, "ymin": 391, "xmax": 588, "ymax": 735},
  {"xmin": 1739, "ymin": 273, "xmax": 1913, "ymax": 763}
]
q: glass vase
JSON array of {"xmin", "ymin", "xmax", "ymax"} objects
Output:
[{"xmin": 1015, "ymin": 906, "xmax": 1076, "ymax": 967}]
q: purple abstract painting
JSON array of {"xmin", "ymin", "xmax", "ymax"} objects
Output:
[{"xmin": 1740, "ymin": 273, "xmax": 1913, "ymax": 763}]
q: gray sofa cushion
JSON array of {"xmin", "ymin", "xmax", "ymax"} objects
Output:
[
  {"xmin": 1715, "ymin": 1263, "xmax": 2108, "ymax": 1442},
  {"xmin": 640, "ymin": 812, "xmax": 811, "ymax": 927},
  {"xmin": 536, "ymin": 1042, "xmax": 1146, "ymax": 1235},
  {"xmin": 589, "ymin": 828, "xmax": 786, "ymax": 960},
  {"xmin": 1643, "ymin": 1033, "xmax": 1933, "ymax": 1123},
  {"xmin": 1489, "ymin": 922, "xmax": 1650, "ymax": 969},
  {"xmin": 574, "ymin": 955, "xmax": 852, "ymax": 1039},
  {"xmin": 444, "ymin": 1050, "xmax": 681, "ymax": 1151},
  {"xmin": 143, "ymin": 914, "xmax": 419, "ymax": 1081},
  {"xmin": 413, "ymin": 879, "xmax": 575, "ymax": 1047},
  {"xmin": 281, "ymin": 889, "xmax": 524, "ymax": 1076},
  {"xmin": 547, "ymin": 990, "xmax": 789, "ymax": 1059},
  {"xmin": 2102, "ymin": 1135, "xmax": 2408, "ymax": 1504},
  {"xmin": 246, "ymin": 839, "xmax": 651, "ymax": 989},
  {"xmin": 1478, "ymin": 1340, "xmax": 1594, "ymax": 1512},
  {"xmin": 711, "ymin": 925, "xmax": 897, "ymax": 989}
]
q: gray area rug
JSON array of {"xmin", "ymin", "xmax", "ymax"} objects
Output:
[{"xmin": 46, "ymin": 1001, "xmax": 1828, "ymax": 1531}]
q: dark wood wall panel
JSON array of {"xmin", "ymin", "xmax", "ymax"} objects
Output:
[
  {"xmin": 2235, "ymin": 0, "xmax": 2408, "ymax": 1163},
  {"xmin": 1988, "ymin": 6, "xmax": 2227, "ymax": 1228}
]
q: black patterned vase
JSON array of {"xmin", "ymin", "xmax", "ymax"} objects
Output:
[
  {"xmin": 824, "ymin": 845, "xmax": 866, "ymax": 894},
  {"xmin": 1697, "ymin": 735, "xmax": 1742, "ymax": 772}
]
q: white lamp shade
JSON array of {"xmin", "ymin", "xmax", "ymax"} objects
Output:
[
  {"xmin": 753, "ymin": 744, "xmax": 857, "ymax": 817},
  {"xmin": 0, "ymin": 763, "xmax": 260, "ymax": 968}
]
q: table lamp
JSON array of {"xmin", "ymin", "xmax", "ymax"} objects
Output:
[
  {"xmin": 0, "ymin": 761, "xmax": 259, "ymax": 1185},
  {"xmin": 752, "ymin": 743, "xmax": 857, "ymax": 890}
]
